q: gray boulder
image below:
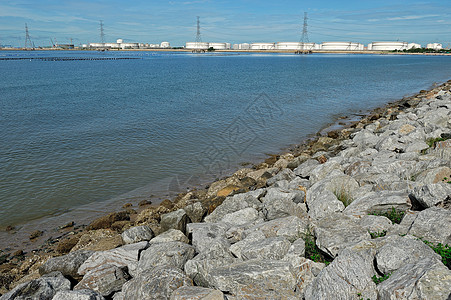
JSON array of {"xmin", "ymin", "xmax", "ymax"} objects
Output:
[
  {"xmin": 288, "ymin": 257, "xmax": 325, "ymax": 296},
  {"xmin": 314, "ymin": 213, "xmax": 370, "ymax": 258},
  {"xmin": 78, "ymin": 241, "xmax": 148, "ymax": 277},
  {"xmin": 170, "ymin": 286, "xmax": 224, "ymax": 300},
  {"xmin": 404, "ymin": 207, "xmax": 451, "ymax": 245},
  {"xmin": 135, "ymin": 241, "xmax": 195, "ymax": 275},
  {"xmin": 74, "ymin": 264, "xmax": 129, "ymax": 296},
  {"xmin": 416, "ymin": 166, "xmax": 451, "ymax": 185},
  {"xmin": 220, "ymin": 207, "xmax": 261, "ymax": 226},
  {"xmin": 204, "ymin": 189, "xmax": 265, "ymax": 223},
  {"xmin": 39, "ymin": 250, "xmax": 94, "ymax": 278},
  {"xmin": 294, "ymin": 159, "xmax": 319, "ymax": 178},
  {"xmin": 204, "ymin": 259, "xmax": 296, "ymax": 296},
  {"xmin": 122, "ymin": 265, "xmax": 193, "ymax": 300},
  {"xmin": 187, "ymin": 223, "xmax": 230, "ymax": 254},
  {"xmin": 304, "ymin": 241, "xmax": 377, "ymax": 300},
  {"xmin": 377, "ymin": 258, "xmax": 451, "ymax": 300},
  {"xmin": 375, "ymin": 235, "xmax": 441, "ymax": 274},
  {"xmin": 121, "ymin": 225, "xmax": 154, "ymax": 244},
  {"xmin": 0, "ymin": 272, "xmax": 71, "ymax": 300},
  {"xmin": 309, "ymin": 160, "xmax": 343, "ymax": 183},
  {"xmin": 229, "ymin": 231, "xmax": 266, "ymax": 259},
  {"xmin": 246, "ymin": 216, "xmax": 309, "ymax": 242},
  {"xmin": 267, "ymin": 168, "xmax": 296, "ymax": 186},
  {"xmin": 160, "ymin": 209, "xmax": 189, "ymax": 234},
  {"xmin": 411, "ymin": 183, "xmax": 451, "ymax": 208},
  {"xmin": 149, "ymin": 229, "xmax": 189, "ymax": 244},
  {"xmin": 343, "ymin": 191, "xmax": 411, "ymax": 216},
  {"xmin": 184, "ymin": 202, "xmax": 206, "ymax": 223},
  {"xmin": 241, "ymin": 236, "xmax": 291, "ymax": 261},
  {"xmin": 358, "ymin": 215, "xmax": 393, "ymax": 234},
  {"xmin": 261, "ymin": 188, "xmax": 305, "ymax": 220},
  {"xmin": 52, "ymin": 289, "xmax": 105, "ymax": 300}
]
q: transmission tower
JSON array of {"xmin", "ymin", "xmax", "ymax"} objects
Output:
[
  {"xmin": 299, "ymin": 12, "xmax": 309, "ymax": 50},
  {"xmin": 195, "ymin": 16, "xmax": 202, "ymax": 45},
  {"xmin": 99, "ymin": 20, "xmax": 105, "ymax": 43},
  {"xmin": 25, "ymin": 23, "xmax": 33, "ymax": 49}
]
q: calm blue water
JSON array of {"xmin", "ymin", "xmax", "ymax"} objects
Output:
[{"xmin": 1, "ymin": 50, "xmax": 451, "ymax": 231}]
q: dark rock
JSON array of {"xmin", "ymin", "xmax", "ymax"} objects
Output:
[
  {"xmin": 29, "ymin": 230, "xmax": 43, "ymax": 240},
  {"xmin": 39, "ymin": 250, "xmax": 94, "ymax": 279},
  {"xmin": 86, "ymin": 211, "xmax": 130, "ymax": 231}
]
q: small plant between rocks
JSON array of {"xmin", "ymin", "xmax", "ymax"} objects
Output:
[
  {"xmin": 304, "ymin": 233, "xmax": 333, "ymax": 265},
  {"xmin": 372, "ymin": 273, "xmax": 391, "ymax": 284},
  {"xmin": 421, "ymin": 239, "xmax": 451, "ymax": 269},
  {"xmin": 333, "ymin": 188, "xmax": 353, "ymax": 207},
  {"xmin": 372, "ymin": 207, "xmax": 405, "ymax": 224},
  {"xmin": 368, "ymin": 230, "xmax": 387, "ymax": 239},
  {"xmin": 426, "ymin": 137, "xmax": 448, "ymax": 148}
]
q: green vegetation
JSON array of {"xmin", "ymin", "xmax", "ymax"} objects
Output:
[
  {"xmin": 333, "ymin": 188, "xmax": 354, "ymax": 207},
  {"xmin": 207, "ymin": 47, "xmax": 215, "ymax": 52},
  {"xmin": 372, "ymin": 207, "xmax": 405, "ymax": 224},
  {"xmin": 392, "ymin": 48, "xmax": 451, "ymax": 54},
  {"xmin": 421, "ymin": 239, "xmax": 451, "ymax": 269},
  {"xmin": 443, "ymin": 177, "xmax": 451, "ymax": 184},
  {"xmin": 369, "ymin": 230, "xmax": 387, "ymax": 239},
  {"xmin": 426, "ymin": 137, "xmax": 447, "ymax": 148},
  {"xmin": 304, "ymin": 233, "xmax": 333, "ymax": 264},
  {"xmin": 372, "ymin": 273, "xmax": 391, "ymax": 284}
]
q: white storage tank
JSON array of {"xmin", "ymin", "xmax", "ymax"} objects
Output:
[
  {"xmin": 225, "ymin": 43, "xmax": 231, "ymax": 49},
  {"xmin": 160, "ymin": 41, "xmax": 170, "ymax": 48},
  {"xmin": 427, "ymin": 43, "xmax": 442, "ymax": 50},
  {"xmin": 89, "ymin": 43, "xmax": 105, "ymax": 48},
  {"xmin": 368, "ymin": 42, "xmax": 409, "ymax": 51},
  {"xmin": 321, "ymin": 42, "xmax": 364, "ymax": 51},
  {"xmin": 276, "ymin": 42, "xmax": 302, "ymax": 50},
  {"xmin": 104, "ymin": 43, "xmax": 120, "ymax": 49},
  {"xmin": 208, "ymin": 43, "xmax": 227, "ymax": 50},
  {"xmin": 185, "ymin": 42, "xmax": 209, "ymax": 49},
  {"xmin": 250, "ymin": 43, "xmax": 275, "ymax": 50},
  {"xmin": 408, "ymin": 43, "xmax": 422, "ymax": 49},
  {"xmin": 120, "ymin": 43, "xmax": 139, "ymax": 49},
  {"xmin": 117, "ymin": 39, "xmax": 123, "ymax": 44}
]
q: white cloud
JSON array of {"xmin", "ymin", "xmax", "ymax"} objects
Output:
[{"xmin": 387, "ymin": 14, "xmax": 439, "ymax": 21}]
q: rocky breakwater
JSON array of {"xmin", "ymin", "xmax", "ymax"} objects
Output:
[{"xmin": 2, "ymin": 81, "xmax": 451, "ymax": 299}]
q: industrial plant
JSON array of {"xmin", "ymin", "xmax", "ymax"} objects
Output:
[{"xmin": 81, "ymin": 39, "xmax": 171, "ymax": 50}]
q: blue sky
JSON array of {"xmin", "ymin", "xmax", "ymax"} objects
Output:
[{"xmin": 0, "ymin": 0, "xmax": 450, "ymax": 47}]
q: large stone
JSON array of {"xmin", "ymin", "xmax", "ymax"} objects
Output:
[
  {"xmin": 149, "ymin": 229, "xmax": 189, "ymax": 244},
  {"xmin": 288, "ymin": 257, "xmax": 325, "ymax": 296},
  {"xmin": 204, "ymin": 260, "xmax": 296, "ymax": 296},
  {"xmin": 204, "ymin": 189, "xmax": 265, "ymax": 223},
  {"xmin": 266, "ymin": 168, "xmax": 296, "ymax": 186},
  {"xmin": 74, "ymin": 264, "xmax": 129, "ymax": 297},
  {"xmin": 52, "ymin": 289, "xmax": 105, "ymax": 300},
  {"xmin": 122, "ymin": 265, "xmax": 193, "ymax": 300},
  {"xmin": 241, "ymin": 236, "xmax": 291, "ymax": 261},
  {"xmin": 343, "ymin": 191, "xmax": 411, "ymax": 216},
  {"xmin": 184, "ymin": 202, "xmax": 207, "ymax": 223},
  {"xmin": 220, "ymin": 207, "xmax": 261, "ymax": 226},
  {"xmin": 358, "ymin": 215, "xmax": 393, "ymax": 233},
  {"xmin": 304, "ymin": 241, "xmax": 377, "ymax": 300},
  {"xmin": 0, "ymin": 272, "xmax": 71, "ymax": 300},
  {"xmin": 416, "ymin": 166, "xmax": 451, "ymax": 184},
  {"xmin": 160, "ymin": 209, "xmax": 189, "ymax": 234},
  {"xmin": 375, "ymin": 235, "xmax": 441, "ymax": 274},
  {"xmin": 261, "ymin": 188, "xmax": 305, "ymax": 220},
  {"xmin": 294, "ymin": 159, "xmax": 319, "ymax": 178},
  {"xmin": 170, "ymin": 286, "xmax": 224, "ymax": 300},
  {"xmin": 377, "ymin": 258, "xmax": 451, "ymax": 300},
  {"xmin": 135, "ymin": 241, "xmax": 195, "ymax": 275},
  {"xmin": 411, "ymin": 183, "xmax": 451, "ymax": 209},
  {"xmin": 121, "ymin": 225, "xmax": 154, "ymax": 244},
  {"xmin": 308, "ymin": 160, "xmax": 343, "ymax": 183},
  {"xmin": 78, "ymin": 241, "xmax": 148, "ymax": 276},
  {"xmin": 229, "ymin": 231, "xmax": 266, "ymax": 260},
  {"xmin": 404, "ymin": 207, "xmax": 451, "ymax": 245},
  {"xmin": 187, "ymin": 223, "xmax": 230, "ymax": 254},
  {"xmin": 314, "ymin": 213, "xmax": 370, "ymax": 258},
  {"xmin": 39, "ymin": 250, "xmax": 94, "ymax": 279},
  {"xmin": 70, "ymin": 229, "xmax": 123, "ymax": 252},
  {"xmin": 245, "ymin": 216, "xmax": 309, "ymax": 242}
]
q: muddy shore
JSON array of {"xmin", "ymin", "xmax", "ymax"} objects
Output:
[{"xmin": 1, "ymin": 79, "xmax": 450, "ymax": 297}]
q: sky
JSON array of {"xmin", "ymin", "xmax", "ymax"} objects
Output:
[{"xmin": 0, "ymin": 0, "xmax": 450, "ymax": 47}]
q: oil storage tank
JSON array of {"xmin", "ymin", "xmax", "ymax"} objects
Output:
[
  {"xmin": 250, "ymin": 43, "xmax": 276, "ymax": 50},
  {"xmin": 185, "ymin": 42, "xmax": 209, "ymax": 50},
  {"xmin": 208, "ymin": 43, "xmax": 227, "ymax": 50},
  {"xmin": 368, "ymin": 42, "xmax": 409, "ymax": 51},
  {"xmin": 320, "ymin": 42, "xmax": 364, "ymax": 51}
]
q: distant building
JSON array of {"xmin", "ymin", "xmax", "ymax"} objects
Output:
[
  {"xmin": 408, "ymin": 43, "xmax": 422, "ymax": 49},
  {"xmin": 427, "ymin": 43, "xmax": 443, "ymax": 50},
  {"xmin": 320, "ymin": 42, "xmax": 364, "ymax": 51},
  {"xmin": 82, "ymin": 38, "xmax": 168, "ymax": 50},
  {"xmin": 367, "ymin": 42, "xmax": 415, "ymax": 51},
  {"xmin": 185, "ymin": 42, "xmax": 231, "ymax": 50},
  {"xmin": 160, "ymin": 42, "xmax": 171, "ymax": 48},
  {"xmin": 250, "ymin": 43, "xmax": 276, "ymax": 50},
  {"xmin": 233, "ymin": 43, "xmax": 250, "ymax": 50}
]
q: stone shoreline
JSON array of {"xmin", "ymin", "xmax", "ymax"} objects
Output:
[{"xmin": 1, "ymin": 80, "xmax": 451, "ymax": 299}]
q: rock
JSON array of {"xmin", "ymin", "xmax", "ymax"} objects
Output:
[
  {"xmin": 39, "ymin": 250, "xmax": 94, "ymax": 279},
  {"xmin": 377, "ymin": 258, "xmax": 451, "ymax": 300},
  {"xmin": 122, "ymin": 265, "xmax": 193, "ymax": 300},
  {"xmin": 405, "ymin": 141, "xmax": 429, "ymax": 153},
  {"xmin": 343, "ymin": 191, "xmax": 411, "ymax": 216},
  {"xmin": 70, "ymin": 229, "xmax": 123, "ymax": 252},
  {"xmin": 261, "ymin": 188, "xmax": 305, "ymax": 220},
  {"xmin": 352, "ymin": 129, "xmax": 379, "ymax": 147},
  {"xmin": 358, "ymin": 215, "xmax": 393, "ymax": 233},
  {"xmin": 416, "ymin": 166, "xmax": 451, "ymax": 184},
  {"xmin": 135, "ymin": 241, "xmax": 195, "ymax": 275},
  {"xmin": 411, "ymin": 183, "xmax": 451, "ymax": 209},
  {"xmin": 52, "ymin": 289, "xmax": 105, "ymax": 300},
  {"xmin": 149, "ymin": 229, "xmax": 189, "ymax": 244},
  {"xmin": 170, "ymin": 286, "xmax": 224, "ymax": 300},
  {"xmin": 246, "ymin": 216, "xmax": 309, "ymax": 242},
  {"xmin": 112, "ymin": 292, "xmax": 124, "ymax": 300},
  {"xmin": 399, "ymin": 124, "xmax": 416, "ymax": 135},
  {"xmin": 187, "ymin": 223, "xmax": 230, "ymax": 254},
  {"xmin": 245, "ymin": 168, "xmax": 278, "ymax": 182},
  {"xmin": 220, "ymin": 207, "xmax": 261, "ymax": 226},
  {"xmin": 404, "ymin": 207, "xmax": 451, "ymax": 245},
  {"xmin": 289, "ymin": 257, "xmax": 325, "ymax": 296},
  {"xmin": 304, "ymin": 241, "xmax": 377, "ymax": 300},
  {"xmin": 309, "ymin": 160, "xmax": 343, "ymax": 183},
  {"xmin": 229, "ymin": 231, "xmax": 266, "ymax": 259},
  {"xmin": 86, "ymin": 211, "xmax": 129, "ymax": 231},
  {"xmin": 375, "ymin": 235, "xmax": 441, "ymax": 274},
  {"xmin": 78, "ymin": 241, "xmax": 148, "ymax": 276},
  {"xmin": 314, "ymin": 213, "xmax": 370, "ymax": 258},
  {"xmin": 160, "ymin": 209, "xmax": 189, "ymax": 234},
  {"xmin": 29, "ymin": 230, "xmax": 43, "ymax": 240},
  {"xmin": 74, "ymin": 264, "xmax": 129, "ymax": 297},
  {"xmin": 121, "ymin": 225, "xmax": 154, "ymax": 244},
  {"xmin": 204, "ymin": 189, "xmax": 265, "ymax": 223},
  {"xmin": 240, "ymin": 236, "xmax": 291, "ymax": 261},
  {"xmin": 285, "ymin": 238, "xmax": 306, "ymax": 261},
  {"xmin": 266, "ymin": 168, "xmax": 296, "ymax": 186},
  {"xmin": 184, "ymin": 202, "xmax": 207, "ymax": 223},
  {"xmin": 204, "ymin": 260, "xmax": 296, "ymax": 296},
  {"xmin": 293, "ymin": 159, "xmax": 319, "ymax": 177},
  {"xmin": 0, "ymin": 272, "xmax": 71, "ymax": 300}
]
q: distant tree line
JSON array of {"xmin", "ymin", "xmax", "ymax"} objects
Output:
[{"xmin": 392, "ymin": 48, "xmax": 450, "ymax": 53}]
